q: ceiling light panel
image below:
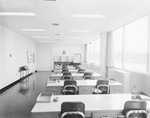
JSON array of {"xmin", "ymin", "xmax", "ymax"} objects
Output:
[
  {"xmin": 69, "ymin": 30, "xmax": 91, "ymax": 32},
  {"xmin": 39, "ymin": 41, "xmax": 52, "ymax": 43},
  {"xmin": 0, "ymin": 12, "xmax": 36, "ymax": 16},
  {"xmin": 66, "ymin": 37, "xmax": 81, "ymax": 39},
  {"xmin": 22, "ymin": 29, "xmax": 46, "ymax": 31},
  {"xmin": 33, "ymin": 36, "xmax": 50, "ymax": 38},
  {"xmin": 72, "ymin": 14, "xmax": 106, "ymax": 18}
]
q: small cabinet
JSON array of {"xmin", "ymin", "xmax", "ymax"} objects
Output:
[
  {"xmin": 32, "ymin": 113, "xmax": 58, "ymax": 118},
  {"xmin": 79, "ymin": 86, "xmax": 93, "ymax": 94},
  {"xmin": 46, "ymin": 86, "xmax": 62, "ymax": 95},
  {"xmin": 110, "ymin": 86, "xmax": 123, "ymax": 94},
  {"xmin": 93, "ymin": 112, "xmax": 117, "ymax": 118}
]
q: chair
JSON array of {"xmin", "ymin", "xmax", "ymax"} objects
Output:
[
  {"xmin": 78, "ymin": 69, "xmax": 85, "ymax": 73},
  {"xmin": 62, "ymin": 75, "xmax": 72, "ymax": 80},
  {"xmin": 63, "ymin": 72, "xmax": 71, "ymax": 76},
  {"xmin": 92, "ymin": 80, "xmax": 109, "ymax": 94},
  {"xmin": 75, "ymin": 66, "xmax": 81, "ymax": 70},
  {"xmin": 60, "ymin": 102, "xmax": 85, "ymax": 118},
  {"xmin": 83, "ymin": 72, "xmax": 92, "ymax": 79},
  {"xmin": 62, "ymin": 72, "xmax": 72, "ymax": 80},
  {"xmin": 117, "ymin": 100, "xmax": 147, "ymax": 118},
  {"xmin": 62, "ymin": 69, "xmax": 69, "ymax": 73},
  {"xmin": 62, "ymin": 67, "xmax": 68, "ymax": 71},
  {"xmin": 62, "ymin": 80, "xmax": 78, "ymax": 95}
]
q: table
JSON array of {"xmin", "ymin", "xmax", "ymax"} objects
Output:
[
  {"xmin": 53, "ymin": 69, "xmax": 93, "ymax": 73},
  {"xmin": 46, "ymin": 80, "xmax": 123, "ymax": 94},
  {"xmin": 50, "ymin": 72, "xmax": 103, "ymax": 80},
  {"xmin": 31, "ymin": 94, "xmax": 150, "ymax": 118}
]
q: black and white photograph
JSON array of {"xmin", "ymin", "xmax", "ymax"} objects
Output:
[{"xmin": 0, "ymin": 0, "xmax": 150, "ymax": 118}]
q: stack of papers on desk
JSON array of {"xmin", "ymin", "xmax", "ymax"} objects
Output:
[{"xmin": 36, "ymin": 92, "xmax": 53, "ymax": 103}]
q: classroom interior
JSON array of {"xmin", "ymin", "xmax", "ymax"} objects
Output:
[{"xmin": 1, "ymin": 0, "xmax": 150, "ymax": 118}]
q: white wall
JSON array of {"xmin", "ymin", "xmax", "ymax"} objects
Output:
[
  {"xmin": 36, "ymin": 43, "xmax": 85, "ymax": 71},
  {"xmin": 0, "ymin": 25, "xmax": 36, "ymax": 89}
]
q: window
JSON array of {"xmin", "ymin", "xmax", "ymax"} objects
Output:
[
  {"xmin": 113, "ymin": 28, "xmax": 123, "ymax": 69},
  {"xmin": 91, "ymin": 42, "xmax": 95, "ymax": 63},
  {"xmin": 95, "ymin": 39, "xmax": 100, "ymax": 65},
  {"xmin": 87, "ymin": 38, "xmax": 100, "ymax": 64},
  {"xmin": 87, "ymin": 43, "xmax": 91, "ymax": 63},
  {"xmin": 124, "ymin": 16, "xmax": 148, "ymax": 73},
  {"xmin": 112, "ymin": 16, "xmax": 148, "ymax": 73}
]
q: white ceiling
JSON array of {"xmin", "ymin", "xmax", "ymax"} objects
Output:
[{"xmin": 1, "ymin": 0, "xmax": 150, "ymax": 44}]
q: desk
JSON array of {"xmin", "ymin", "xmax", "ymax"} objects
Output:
[
  {"xmin": 46, "ymin": 80, "xmax": 123, "ymax": 94},
  {"xmin": 53, "ymin": 69, "xmax": 78, "ymax": 73},
  {"xmin": 50, "ymin": 72, "xmax": 102, "ymax": 80},
  {"xmin": 31, "ymin": 94, "xmax": 150, "ymax": 118},
  {"xmin": 53, "ymin": 69, "xmax": 93, "ymax": 73}
]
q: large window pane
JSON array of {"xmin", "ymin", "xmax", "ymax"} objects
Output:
[
  {"xmin": 124, "ymin": 16, "xmax": 148, "ymax": 73},
  {"xmin": 91, "ymin": 42, "xmax": 95, "ymax": 63},
  {"xmin": 113, "ymin": 28, "xmax": 123, "ymax": 69},
  {"xmin": 87, "ymin": 43, "xmax": 91, "ymax": 63},
  {"xmin": 95, "ymin": 39, "xmax": 100, "ymax": 65}
]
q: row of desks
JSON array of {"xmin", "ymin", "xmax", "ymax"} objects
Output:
[
  {"xmin": 53, "ymin": 69, "xmax": 93, "ymax": 73},
  {"xmin": 50, "ymin": 72, "xmax": 102, "ymax": 80},
  {"xmin": 31, "ymin": 94, "xmax": 150, "ymax": 118},
  {"xmin": 31, "ymin": 71, "xmax": 131, "ymax": 118},
  {"xmin": 46, "ymin": 79, "xmax": 123, "ymax": 94}
]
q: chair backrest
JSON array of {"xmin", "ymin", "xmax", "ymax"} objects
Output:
[
  {"xmin": 62, "ymin": 75, "xmax": 72, "ymax": 80},
  {"xmin": 75, "ymin": 66, "xmax": 81, "ymax": 70},
  {"xmin": 63, "ymin": 72, "xmax": 71, "ymax": 76},
  {"xmin": 64, "ymin": 80, "xmax": 77, "ymax": 86},
  {"xmin": 123, "ymin": 100, "xmax": 147, "ymax": 115},
  {"xmin": 83, "ymin": 72, "xmax": 92, "ymax": 79},
  {"xmin": 61, "ymin": 102, "xmax": 85, "ymax": 118},
  {"xmin": 62, "ymin": 70, "xmax": 69, "ymax": 73},
  {"xmin": 78, "ymin": 69, "xmax": 85, "ymax": 73},
  {"xmin": 96, "ymin": 80, "xmax": 108, "ymax": 87},
  {"xmin": 95, "ymin": 80, "xmax": 109, "ymax": 94},
  {"xmin": 62, "ymin": 67, "xmax": 68, "ymax": 71},
  {"xmin": 63, "ymin": 80, "xmax": 77, "ymax": 95}
]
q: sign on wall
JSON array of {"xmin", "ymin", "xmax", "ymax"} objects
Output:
[{"xmin": 27, "ymin": 51, "xmax": 34, "ymax": 63}]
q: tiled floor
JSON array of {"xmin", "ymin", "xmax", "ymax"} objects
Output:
[{"xmin": 0, "ymin": 71, "xmax": 51, "ymax": 118}]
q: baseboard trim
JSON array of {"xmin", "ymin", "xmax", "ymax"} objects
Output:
[{"xmin": 0, "ymin": 72, "xmax": 33, "ymax": 94}]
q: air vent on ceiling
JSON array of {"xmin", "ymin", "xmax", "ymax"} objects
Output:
[
  {"xmin": 55, "ymin": 34, "xmax": 60, "ymax": 35},
  {"xmin": 52, "ymin": 23, "xmax": 59, "ymax": 26}
]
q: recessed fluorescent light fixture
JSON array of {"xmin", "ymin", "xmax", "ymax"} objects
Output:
[
  {"xmin": 39, "ymin": 41, "xmax": 52, "ymax": 43},
  {"xmin": 66, "ymin": 37, "xmax": 81, "ymax": 39},
  {"xmin": 22, "ymin": 29, "xmax": 46, "ymax": 31},
  {"xmin": 33, "ymin": 36, "xmax": 50, "ymax": 39},
  {"xmin": 72, "ymin": 14, "xmax": 106, "ymax": 18},
  {"xmin": 69, "ymin": 30, "xmax": 91, "ymax": 32},
  {"xmin": 0, "ymin": 12, "xmax": 36, "ymax": 16}
]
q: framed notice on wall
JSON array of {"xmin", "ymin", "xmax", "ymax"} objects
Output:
[
  {"xmin": 27, "ymin": 51, "xmax": 33, "ymax": 63},
  {"xmin": 74, "ymin": 54, "xmax": 81, "ymax": 63}
]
